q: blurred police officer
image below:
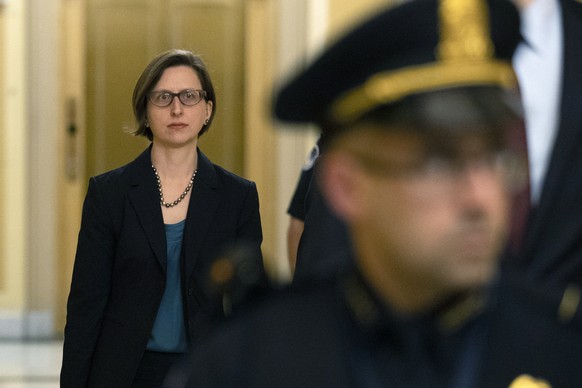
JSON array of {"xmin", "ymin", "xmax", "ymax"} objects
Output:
[
  {"xmin": 163, "ymin": 0, "xmax": 582, "ymax": 387},
  {"xmin": 286, "ymin": 134, "xmax": 353, "ymax": 282}
]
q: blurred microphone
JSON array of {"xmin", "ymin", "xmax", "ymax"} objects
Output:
[{"xmin": 208, "ymin": 243, "xmax": 270, "ymax": 316}]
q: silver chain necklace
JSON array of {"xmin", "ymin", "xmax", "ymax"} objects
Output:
[{"xmin": 152, "ymin": 164, "xmax": 197, "ymax": 208}]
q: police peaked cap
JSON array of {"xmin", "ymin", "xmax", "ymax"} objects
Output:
[{"xmin": 274, "ymin": 0, "xmax": 522, "ymax": 128}]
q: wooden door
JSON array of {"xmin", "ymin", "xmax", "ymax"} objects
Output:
[{"xmin": 85, "ymin": 0, "xmax": 244, "ymax": 178}]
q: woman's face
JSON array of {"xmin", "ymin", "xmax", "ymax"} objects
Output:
[{"xmin": 147, "ymin": 65, "xmax": 213, "ymax": 148}]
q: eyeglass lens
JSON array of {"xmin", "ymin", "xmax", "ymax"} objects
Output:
[{"xmin": 149, "ymin": 90, "xmax": 206, "ymax": 107}]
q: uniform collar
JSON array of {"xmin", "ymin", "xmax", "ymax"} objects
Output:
[{"xmin": 340, "ymin": 268, "xmax": 490, "ymax": 345}]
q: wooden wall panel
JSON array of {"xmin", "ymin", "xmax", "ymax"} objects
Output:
[
  {"xmin": 0, "ymin": 7, "xmax": 5, "ymax": 291},
  {"xmin": 86, "ymin": 0, "xmax": 161, "ymax": 177},
  {"xmin": 57, "ymin": 0, "xmax": 87, "ymax": 334},
  {"xmin": 168, "ymin": 0, "xmax": 244, "ymax": 173},
  {"xmin": 86, "ymin": 0, "xmax": 244, "ymax": 178}
]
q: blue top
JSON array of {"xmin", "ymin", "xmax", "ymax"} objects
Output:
[{"xmin": 147, "ymin": 219, "xmax": 188, "ymax": 353}]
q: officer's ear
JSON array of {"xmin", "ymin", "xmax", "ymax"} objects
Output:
[{"xmin": 318, "ymin": 148, "xmax": 367, "ymax": 223}]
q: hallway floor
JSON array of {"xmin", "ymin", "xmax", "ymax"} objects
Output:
[{"xmin": 0, "ymin": 340, "xmax": 61, "ymax": 387}]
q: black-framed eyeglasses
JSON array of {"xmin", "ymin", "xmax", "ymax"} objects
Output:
[{"xmin": 148, "ymin": 89, "xmax": 207, "ymax": 107}]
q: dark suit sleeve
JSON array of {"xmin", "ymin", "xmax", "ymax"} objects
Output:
[
  {"xmin": 235, "ymin": 181, "xmax": 263, "ymax": 259},
  {"xmin": 61, "ymin": 177, "xmax": 116, "ymax": 387},
  {"xmin": 219, "ymin": 180, "xmax": 265, "ymax": 309},
  {"xmin": 287, "ymin": 166, "xmax": 314, "ymax": 221}
]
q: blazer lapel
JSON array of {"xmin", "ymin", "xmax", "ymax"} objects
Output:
[
  {"xmin": 523, "ymin": 1, "xmax": 582, "ymax": 253},
  {"xmin": 127, "ymin": 147, "xmax": 168, "ymax": 272},
  {"xmin": 183, "ymin": 149, "xmax": 222, "ymax": 278}
]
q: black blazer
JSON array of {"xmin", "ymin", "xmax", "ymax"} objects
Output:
[
  {"xmin": 61, "ymin": 146, "xmax": 263, "ymax": 387},
  {"xmin": 512, "ymin": 0, "xmax": 582, "ymax": 286}
]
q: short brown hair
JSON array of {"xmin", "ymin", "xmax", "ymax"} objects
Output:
[{"xmin": 131, "ymin": 49, "xmax": 217, "ymax": 140}]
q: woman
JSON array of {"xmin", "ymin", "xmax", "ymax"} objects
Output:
[{"xmin": 61, "ymin": 49, "xmax": 263, "ymax": 388}]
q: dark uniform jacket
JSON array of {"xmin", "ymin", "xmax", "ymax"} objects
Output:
[
  {"xmin": 290, "ymin": 135, "xmax": 353, "ymax": 283},
  {"xmin": 61, "ymin": 146, "xmax": 263, "ymax": 387},
  {"xmin": 164, "ymin": 268, "xmax": 582, "ymax": 388}
]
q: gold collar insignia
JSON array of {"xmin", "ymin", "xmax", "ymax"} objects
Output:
[{"xmin": 509, "ymin": 374, "xmax": 552, "ymax": 388}]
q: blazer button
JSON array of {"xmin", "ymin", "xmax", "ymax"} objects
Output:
[{"xmin": 188, "ymin": 288, "xmax": 194, "ymax": 296}]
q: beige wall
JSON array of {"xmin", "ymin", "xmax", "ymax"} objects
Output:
[
  {"xmin": 57, "ymin": 0, "xmax": 86, "ymax": 335},
  {"xmin": 28, "ymin": 0, "xmax": 61, "ymax": 338},
  {"xmin": 0, "ymin": 0, "xmax": 62, "ymax": 338},
  {"xmin": 327, "ymin": 0, "xmax": 394, "ymax": 41},
  {"xmin": 0, "ymin": 3, "xmax": 5, "ymax": 292},
  {"xmin": 0, "ymin": 0, "xmax": 28, "ymax": 333}
]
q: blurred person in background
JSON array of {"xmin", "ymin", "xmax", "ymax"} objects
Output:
[{"xmin": 506, "ymin": 0, "xmax": 582, "ymax": 288}]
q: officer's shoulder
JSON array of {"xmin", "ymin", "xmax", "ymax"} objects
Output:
[
  {"xmin": 496, "ymin": 272, "xmax": 582, "ymax": 326},
  {"xmin": 479, "ymin": 272, "xmax": 582, "ymax": 387}
]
